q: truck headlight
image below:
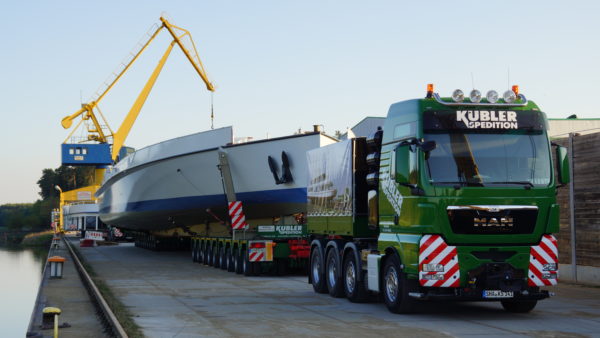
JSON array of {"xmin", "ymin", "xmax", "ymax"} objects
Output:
[
  {"xmin": 503, "ymin": 90, "xmax": 516, "ymax": 103},
  {"xmin": 422, "ymin": 263, "xmax": 444, "ymax": 272},
  {"xmin": 470, "ymin": 89, "xmax": 481, "ymax": 103},
  {"xmin": 486, "ymin": 90, "xmax": 499, "ymax": 103},
  {"xmin": 452, "ymin": 89, "xmax": 464, "ymax": 102}
]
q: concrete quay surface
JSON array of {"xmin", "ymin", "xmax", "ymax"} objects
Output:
[
  {"xmin": 28, "ymin": 238, "xmax": 107, "ymax": 338},
  {"xmin": 78, "ymin": 241, "xmax": 600, "ymax": 338}
]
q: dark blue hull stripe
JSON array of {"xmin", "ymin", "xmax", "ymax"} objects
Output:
[{"xmin": 100, "ymin": 187, "xmax": 307, "ymax": 214}]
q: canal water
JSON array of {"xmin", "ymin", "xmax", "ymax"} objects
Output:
[{"xmin": 0, "ymin": 244, "xmax": 47, "ymax": 336}]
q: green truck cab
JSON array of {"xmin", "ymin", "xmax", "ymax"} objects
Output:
[{"xmin": 308, "ymin": 85, "xmax": 569, "ymax": 313}]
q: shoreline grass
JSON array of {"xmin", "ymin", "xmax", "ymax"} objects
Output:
[{"xmin": 20, "ymin": 230, "xmax": 54, "ymax": 247}]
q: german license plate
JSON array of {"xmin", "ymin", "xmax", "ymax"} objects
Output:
[{"xmin": 483, "ymin": 290, "xmax": 514, "ymax": 299}]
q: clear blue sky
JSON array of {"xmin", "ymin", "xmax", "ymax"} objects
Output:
[{"xmin": 1, "ymin": 1, "xmax": 598, "ymax": 204}]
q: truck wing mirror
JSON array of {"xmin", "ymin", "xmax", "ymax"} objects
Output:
[
  {"xmin": 555, "ymin": 145, "xmax": 570, "ymax": 184},
  {"xmin": 419, "ymin": 140, "xmax": 436, "ymax": 152}
]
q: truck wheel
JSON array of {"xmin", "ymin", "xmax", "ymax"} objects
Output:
[
  {"xmin": 343, "ymin": 252, "xmax": 369, "ymax": 303},
  {"xmin": 226, "ymin": 247, "xmax": 235, "ymax": 272},
  {"xmin": 310, "ymin": 247, "xmax": 328, "ymax": 294},
  {"xmin": 383, "ymin": 255, "xmax": 416, "ymax": 314},
  {"xmin": 208, "ymin": 245, "xmax": 215, "ymax": 266},
  {"xmin": 501, "ymin": 300, "xmax": 537, "ymax": 313},
  {"xmin": 326, "ymin": 249, "xmax": 344, "ymax": 298},
  {"xmin": 234, "ymin": 248, "xmax": 243, "ymax": 274}
]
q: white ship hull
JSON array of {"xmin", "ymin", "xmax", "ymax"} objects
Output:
[{"xmin": 97, "ymin": 128, "xmax": 337, "ymax": 231}]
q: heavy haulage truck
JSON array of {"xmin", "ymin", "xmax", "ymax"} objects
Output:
[{"xmin": 307, "ymin": 84, "xmax": 569, "ymax": 313}]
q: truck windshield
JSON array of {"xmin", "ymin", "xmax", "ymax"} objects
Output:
[{"xmin": 424, "ymin": 132, "xmax": 551, "ymax": 187}]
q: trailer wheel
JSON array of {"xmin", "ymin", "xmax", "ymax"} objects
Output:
[
  {"xmin": 195, "ymin": 240, "xmax": 201, "ymax": 263},
  {"xmin": 204, "ymin": 243, "xmax": 211, "ymax": 265},
  {"xmin": 226, "ymin": 247, "xmax": 235, "ymax": 272},
  {"xmin": 326, "ymin": 249, "xmax": 344, "ymax": 298},
  {"xmin": 191, "ymin": 240, "xmax": 197, "ymax": 262},
  {"xmin": 501, "ymin": 300, "xmax": 537, "ymax": 313},
  {"xmin": 220, "ymin": 246, "xmax": 228, "ymax": 270},
  {"xmin": 343, "ymin": 251, "xmax": 369, "ymax": 303},
  {"xmin": 310, "ymin": 247, "xmax": 327, "ymax": 294},
  {"xmin": 198, "ymin": 241, "xmax": 205, "ymax": 264},
  {"xmin": 383, "ymin": 255, "xmax": 416, "ymax": 314},
  {"xmin": 214, "ymin": 245, "xmax": 222, "ymax": 269},
  {"xmin": 209, "ymin": 244, "xmax": 215, "ymax": 266},
  {"xmin": 234, "ymin": 248, "xmax": 243, "ymax": 274},
  {"xmin": 243, "ymin": 249, "xmax": 255, "ymax": 276}
]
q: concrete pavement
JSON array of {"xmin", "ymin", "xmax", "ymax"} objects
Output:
[{"xmin": 78, "ymin": 242, "xmax": 600, "ymax": 338}]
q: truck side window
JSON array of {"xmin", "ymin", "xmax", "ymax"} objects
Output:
[{"xmin": 393, "ymin": 122, "xmax": 416, "ymax": 140}]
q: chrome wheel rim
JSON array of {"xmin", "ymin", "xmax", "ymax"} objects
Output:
[
  {"xmin": 327, "ymin": 256, "xmax": 337, "ymax": 288},
  {"xmin": 345, "ymin": 260, "xmax": 356, "ymax": 293},
  {"xmin": 385, "ymin": 266, "xmax": 399, "ymax": 302},
  {"xmin": 312, "ymin": 254, "xmax": 321, "ymax": 284}
]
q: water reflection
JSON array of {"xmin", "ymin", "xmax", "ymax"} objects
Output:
[{"xmin": 0, "ymin": 244, "xmax": 47, "ymax": 336}]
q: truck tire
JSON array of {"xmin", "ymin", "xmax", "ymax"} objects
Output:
[
  {"xmin": 343, "ymin": 251, "xmax": 369, "ymax": 303},
  {"xmin": 208, "ymin": 245, "xmax": 215, "ymax": 266},
  {"xmin": 382, "ymin": 255, "xmax": 417, "ymax": 314},
  {"xmin": 242, "ymin": 250, "xmax": 254, "ymax": 276},
  {"xmin": 192, "ymin": 240, "xmax": 197, "ymax": 262},
  {"xmin": 214, "ymin": 245, "xmax": 222, "ymax": 269},
  {"xmin": 501, "ymin": 300, "xmax": 537, "ymax": 313},
  {"xmin": 226, "ymin": 247, "xmax": 235, "ymax": 272},
  {"xmin": 326, "ymin": 248, "xmax": 344, "ymax": 298},
  {"xmin": 220, "ymin": 246, "xmax": 228, "ymax": 270},
  {"xmin": 234, "ymin": 248, "xmax": 243, "ymax": 274},
  {"xmin": 204, "ymin": 243, "xmax": 211, "ymax": 265},
  {"xmin": 310, "ymin": 247, "xmax": 328, "ymax": 294},
  {"xmin": 198, "ymin": 241, "xmax": 205, "ymax": 264}
]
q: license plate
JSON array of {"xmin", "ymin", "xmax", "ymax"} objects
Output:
[{"xmin": 483, "ymin": 290, "xmax": 514, "ymax": 299}]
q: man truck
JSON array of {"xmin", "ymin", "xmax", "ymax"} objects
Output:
[{"xmin": 307, "ymin": 84, "xmax": 569, "ymax": 313}]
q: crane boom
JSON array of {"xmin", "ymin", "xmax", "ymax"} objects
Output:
[
  {"xmin": 61, "ymin": 16, "xmax": 215, "ymax": 165},
  {"xmin": 160, "ymin": 17, "xmax": 215, "ymax": 92},
  {"xmin": 111, "ymin": 42, "xmax": 175, "ymax": 161}
]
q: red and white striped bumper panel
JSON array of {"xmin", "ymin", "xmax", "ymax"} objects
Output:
[
  {"xmin": 228, "ymin": 201, "xmax": 248, "ymax": 230},
  {"xmin": 528, "ymin": 234, "xmax": 558, "ymax": 286},
  {"xmin": 419, "ymin": 235, "xmax": 460, "ymax": 287},
  {"xmin": 248, "ymin": 251, "xmax": 265, "ymax": 262}
]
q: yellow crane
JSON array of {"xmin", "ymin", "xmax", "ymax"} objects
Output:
[{"xmin": 61, "ymin": 16, "xmax": 215, "ymax": 167}]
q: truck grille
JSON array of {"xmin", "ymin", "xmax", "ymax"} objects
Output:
[{"xmin": 447, "ymin": 205, "xmax": 538, "ymax": 235}]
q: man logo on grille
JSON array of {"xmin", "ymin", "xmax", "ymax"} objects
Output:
[{"xmin": 474, "ymin": 217, "xmax": 513, "ymax": 227}]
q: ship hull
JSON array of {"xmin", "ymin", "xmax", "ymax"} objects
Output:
[{"xmin": 97, "ymin": 129, "xmax": 337, "ymax": 231}]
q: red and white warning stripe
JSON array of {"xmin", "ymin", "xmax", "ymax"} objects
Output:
[
  {"xmin": 528, "ymin": 234, "xmax": 559, "ymax": 286},
  {"xmin": 228, "ymin": 201, "xmax": 248, "ymax": 230},
  {"xmin": 418, "ymin": 235, "xmax": 460, "ymax": 287},
  {"xmin": 249, "ymin": 251, "xmax": 265, "ymax": 262}
]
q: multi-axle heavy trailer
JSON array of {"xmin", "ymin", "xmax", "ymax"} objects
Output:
[
  {"xmin": 307, "ymin": 84, "xmax": 569, "ymax": 313},
  {"xmin": 190, "ymin": 223, "xmax": 310, "ymax": 276}
]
